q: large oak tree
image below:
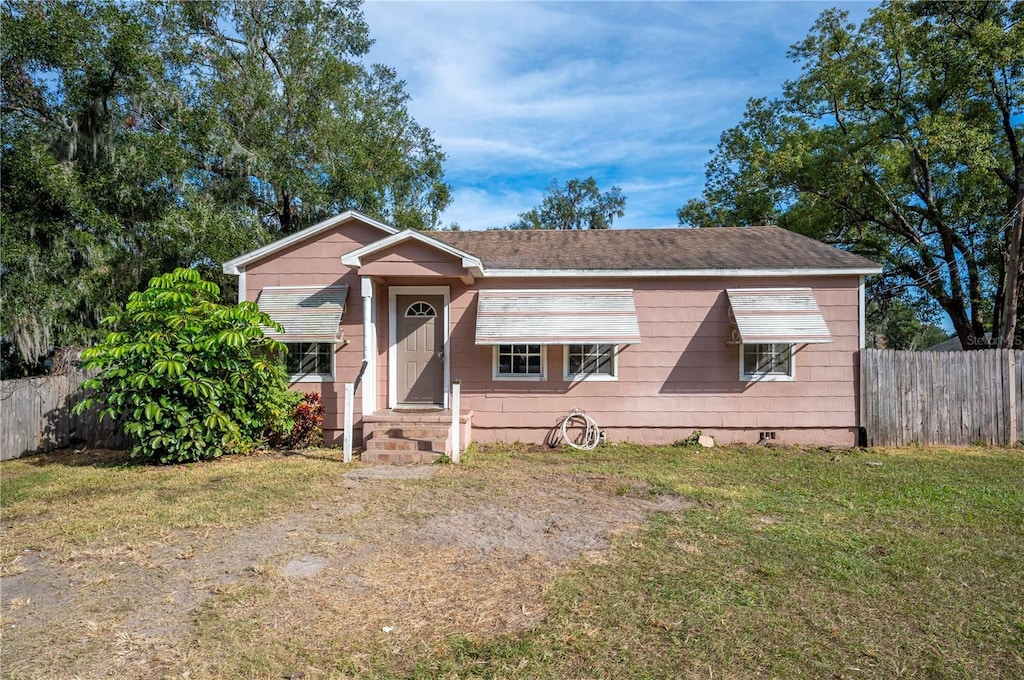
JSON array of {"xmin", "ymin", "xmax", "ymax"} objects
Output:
[
  {"xmin": 679, "ymin": 1, "xmax": 1023, "ymax": 349},
  {"xmin": 1, "ymin": 0, "xmax": 450, "ymax": 374}
]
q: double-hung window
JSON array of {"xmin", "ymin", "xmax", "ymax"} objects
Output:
[
  {"xmin": 564, "ymin": 343, "xmax": 617, "ymax": 381},
  {"xmin": 493, "ymin": 344, "xmax": 545, "ymax": 380},
  {"xmin": 284, "ymin": 342, "xmax": 333, "ymax": 380},
  {"xmin": 740, "ymin": 343, "xmax": 794, "ymax": 381}
]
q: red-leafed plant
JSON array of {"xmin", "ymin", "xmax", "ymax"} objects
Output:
[{"xmin": 286, "ymin": 392, "xmax": 324, "ymax": 448}]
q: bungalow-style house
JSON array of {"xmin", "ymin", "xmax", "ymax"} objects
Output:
[{"xmin": 223, "ymin": 211, "xmax": 880, "ymax": 462}]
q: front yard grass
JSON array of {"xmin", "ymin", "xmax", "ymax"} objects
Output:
[
  {"xmin": 1, "ymin": 448, "xmax": 351, "ymax": 570},
  {"xmin": 432, "ymin": 445, "xmax": 1024, "ymax": 679},
  {"xmin": 2, "ymin": 444, "xmax": 1022, "ymax": 678}
]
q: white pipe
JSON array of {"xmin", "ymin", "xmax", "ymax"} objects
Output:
[{"xmin": 858, "ymin": 276, "xmax": 866, "ymax": 349}]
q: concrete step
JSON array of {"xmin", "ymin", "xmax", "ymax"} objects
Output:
[
  {"xmin": 361, "ymin": 410, "xmax": 473, "ymax": 464},
  {"xmin": 360, "ymin": 450, "xmax": 442, "ymax": 465},
  {"xmin": 364, "ymin": 436, "xmax": 448, "ymax": 453},
  {"xmin": 371, "ymin": 427, "xmax": 449, "ymax": 440}
]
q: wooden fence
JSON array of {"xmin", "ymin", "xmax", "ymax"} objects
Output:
[
  {"xmin": 0, "ymin": 370, "xmax": 126, "ymax": 460},
  {"xmin": 860, "ymin": 348, "xmax": 1024, "ymax": 446}
]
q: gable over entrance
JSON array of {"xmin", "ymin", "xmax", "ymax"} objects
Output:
[{"xmin": 342, "ymin": 230, "xmax": 484, "ymax": 282}]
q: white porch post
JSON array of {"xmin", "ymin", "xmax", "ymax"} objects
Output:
[
  {"xmin": 451, "ymin": 380, "xmax": 461, "ymax": 464},
  {"xmin": 361, "ymin": 277, "xmax": 376, "ymax": 415},
  {"xmin": 343, "ymin": 382, "xmax": 354, "ymax": 463}
]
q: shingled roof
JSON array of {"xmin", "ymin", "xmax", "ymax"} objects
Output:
[{"xmin": 428, "ymin": 226, "xmax": 878, "ymax": 272}]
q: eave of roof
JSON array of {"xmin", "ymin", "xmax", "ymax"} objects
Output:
[
  {"xmin": 222, "ymin": 210, "xmax": 398, "ymax": 275},
  {"xmin": 478, "ymin": 267, "xmax": 881, "ymax": 278}
]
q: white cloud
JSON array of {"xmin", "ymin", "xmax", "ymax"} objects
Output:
[
  {"xmin": 439, "ymin": 185, "xmax": 546, "ymax": 231},
  {"xmin": 363, "ymin": 1, "xmax": 876, "ymax": 229}
]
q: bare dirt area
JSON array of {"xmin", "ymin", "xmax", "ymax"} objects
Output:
[{"xmin": 1, "ymin": 453, "xmax": 692, "ymax": 678}]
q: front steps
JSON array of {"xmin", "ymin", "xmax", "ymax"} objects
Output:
[{"xmin": 362, "ymin": 410, "xmax": 470, "ymax": 464}]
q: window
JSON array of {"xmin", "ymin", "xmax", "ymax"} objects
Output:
[
  {"xmin": 493, "ymin": 344, "xmax": 545, "ymax": 380},
  {"xmin": 284, "ymin": 342, "xmax": 333, "ymax": 379},
  {"xmin": 564, "ymin": 343, "xmax": 617, "ymax": 381},
  {"xmin": 741, "ymin": 343, "xmax": 794, "ymax": 381},
  {"xmin": 405, "ymin": 301, "xmax": 436, "ymax": 317}
]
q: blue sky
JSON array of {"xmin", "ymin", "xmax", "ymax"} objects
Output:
[{"xmin": 362, "ymin": 0, "xmax": 876, "ymax": 230}]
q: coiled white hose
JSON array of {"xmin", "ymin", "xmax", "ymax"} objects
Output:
[{"xmin": 560, "ymin": 408, "xmax": 601, "ymax": 450}]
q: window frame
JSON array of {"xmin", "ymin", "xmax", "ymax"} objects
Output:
[
  {"xmin": 492, "ymin": 344, "xmax": 547, "ymax": 381},
  {"xmin": 563, "ymin": 343, "xmax": 618, "ymax": 382},
  {"xmin": 283, "ymin": 341, "xmax": 335, "ymax": 382},
  {"xmin": 739, "ymin": 342, "xmax": 795, "ymax": 382}
]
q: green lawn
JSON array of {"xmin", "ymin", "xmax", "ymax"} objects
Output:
[
  {"xmin": 2, "ymin": 444, "xmax": 1022, "ymax": 679},
  {"xmin": 411, "ymin": 445, "xmax": 1024, "ymax": 679}
]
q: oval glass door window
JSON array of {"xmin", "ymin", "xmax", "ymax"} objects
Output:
[{"xmin": 405, "ymin": 301, "xmax": 437, "ymax": 317}]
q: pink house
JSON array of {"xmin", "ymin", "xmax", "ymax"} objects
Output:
[{"xmin": 223, "ymin": 211, "xmax": 880, "ymax": 462}]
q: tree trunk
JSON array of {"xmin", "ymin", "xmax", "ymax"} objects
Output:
[{"xmin": 998, "ymin": 185, "xmax": 1024, "ymax": 349}]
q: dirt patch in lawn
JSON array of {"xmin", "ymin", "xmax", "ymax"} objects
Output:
[{"xmin": 1, "ymin": 454, "xmax": 692, "ymax": 678}]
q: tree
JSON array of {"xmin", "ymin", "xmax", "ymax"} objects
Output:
[
  {"xmin": 865, "ymin": 291, "xmax": 950, "ymax": 350},
  {"xmin": 167, "ymin": 0, "xmax": 451, "ymax": 234},
  {"xmin": 510, "ymin": 177, "xmax": 626, "ymax": 230},
  {"xmin": 1, "ymin": 0, "xmax": 450, "ymax": 375},
  {"xmin": 75, "ymin": 268, "xmax": 300, "ymax": 464},
  {"xmin": 0, "ymin": 0, "xmax": 211, "ymax": 373},
  {"xmin": 678, "ymin": 1, "xmax": 1023, "ymax": 349}
]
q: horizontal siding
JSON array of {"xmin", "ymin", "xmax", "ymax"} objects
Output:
[
  {"xmin": 445, "ymin": 276, "xmax": 861, "ymax": 441},
  {"xmin": 245, "ymin": 220, "xmax": 387, "ymax": 437},
  {"xmin": 243, "ymin": 220, "xmax": 863, "ymax": 445}
]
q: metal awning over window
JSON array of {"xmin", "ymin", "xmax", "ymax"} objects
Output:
[
  {"xmin": 726, "ymin": 288, "xmax": 832, "ymax": 344},
  {"xmin": 256, "ymin": 285, "xmax": 348, "ymax": 341},
  {"xmin": 475, "ymin": 289, "xmax": 642, "ymax": 345}
]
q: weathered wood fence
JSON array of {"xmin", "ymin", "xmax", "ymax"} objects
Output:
[
  {"xmin": 861, "ymin": 348, "xmax": 1024, "ymax": 446},
  {"xmin": 1, "ymin": 370, "xmax": 126, "ymax": 460}
]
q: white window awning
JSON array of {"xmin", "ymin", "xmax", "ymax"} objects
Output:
[
  {"xmin": 256, "ymin": 285, "xmax": 349, "ymax": 341},
  {"xmin": 726, "ymin": 288, "xmax": 832, "ymax": 344},
  {"xmin": 475, "ymin": 289, "xmax": 642, "ymax": 345}
]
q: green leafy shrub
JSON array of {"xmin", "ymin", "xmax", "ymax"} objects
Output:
[
  {"xmin": 75, "ymin": 268, "xmax": 301, "ymax": 464},
  {"xmin": 285, "ymin": 392, "xmax": 324, "ymax": 449}
]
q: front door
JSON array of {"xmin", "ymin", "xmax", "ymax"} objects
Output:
[{"xmin": 396, "ymin": 295, "xmax": 445, "ymax": 404}]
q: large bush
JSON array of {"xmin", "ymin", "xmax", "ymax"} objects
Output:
[{"xmin": 75, "ymin": 268, "xmax": 301, "ymax": 463}]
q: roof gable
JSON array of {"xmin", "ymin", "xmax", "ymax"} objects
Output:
[{"xmin": 222, "ymin": 210, "xmax": 398, "ymax": 274}]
